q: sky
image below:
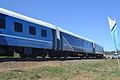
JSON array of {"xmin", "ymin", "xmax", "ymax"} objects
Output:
[{"xmin": 0, "ymin": 0, "xmax": 120, "ymax": 51}]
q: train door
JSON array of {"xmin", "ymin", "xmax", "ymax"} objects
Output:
[
  {"xmin": 92, "ymin": 43, "xmax": 95, "ymax": 54},
  {"xmin": 52, "ymin": 29, "xmax": 57, "ymax": 51},
  {"xmin": 52, "ymin": 27, "xmax": 61, "ymax": 51},
  {"xmin": 56, "ymin": 27, "xmax": 61, "ymax": 51}
]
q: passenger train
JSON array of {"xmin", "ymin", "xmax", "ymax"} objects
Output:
[{"xmin": 0, "ymin": 8, "xmax": 104, "ymax": 59}]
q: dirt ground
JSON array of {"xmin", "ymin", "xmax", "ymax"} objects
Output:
[{"xmin": 0, "ymin": 59, "xmax": 101, "ymax": 72}]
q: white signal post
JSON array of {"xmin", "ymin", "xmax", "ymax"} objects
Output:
[{"xmin": 107, "ymin": 16, "xmax": 120, "ymax": 68}]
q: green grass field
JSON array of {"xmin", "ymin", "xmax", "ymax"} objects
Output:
[{"xmin": 0, "ymin": 59, "xmax": 120, "ymax": 80}]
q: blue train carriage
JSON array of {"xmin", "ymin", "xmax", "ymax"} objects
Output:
[
  {"xmin": 57, "ymin": 27, "xmax": 94, "ymax": 59},
  {"xmin": 0, "ymin": 8, "xmax": 104, "ymax": 59},
  {"xmin": 58, "ymin": 27, "xmax": 104, "ymax": 59},
  {"xmin": 93, "ymin": 43, "xmax": 104, "ymax": 58},
  {"xmin": 0, "ymin": 8, "xmax": 57, "ymax": 58}
]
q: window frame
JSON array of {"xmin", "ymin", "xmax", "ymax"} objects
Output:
[
  {"xmin": 14, "ymin": 22, "xmax": 23, "ymax": 32},
  {"xmin": 0, "ymin": 13, "xmax": 6, "ymax": 29},
  {"xmin": 41, "ymin": 29, "xmax": 47, "ymax": 38},
  {"xmin": 0, "ymin": 18, "xmax": 6, "ymax": 29},
  {"xmin": 29, "ymin": 26, "xmax": 36, "ymax": 35}
]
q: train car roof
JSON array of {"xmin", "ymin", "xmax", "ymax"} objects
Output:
[
  {"xmin": 57, "ymin": 27, "xmax": 93, "ymax": 42},
  {"xmin": 0, "ymin": 8, "xmax": 56, "ymax": 29},
  {"xmin": 0, "ymin": 8, "xmax": 93, "ymax": 43}
]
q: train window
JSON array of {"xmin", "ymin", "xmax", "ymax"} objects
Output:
[
  {"xmin": 29, "ymin": 26, "xmax": 36, "ymax": 35},
  {"xmin": 0, "ymin": 19, "xmax": 6, "ymax": 29},
  {"xmin": 14, "ymin": 22, "xmax": 23, "ymax": 32},
  {"xmin": 41, "ymin": 29, "xmax": 47, "ymax": 37}
]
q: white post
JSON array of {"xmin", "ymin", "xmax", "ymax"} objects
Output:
[{"xmin": 116, "ymin": 51, "xmax": 120, "ymax": 68}]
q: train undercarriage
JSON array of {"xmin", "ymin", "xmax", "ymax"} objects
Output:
[{"xmin": 0, "ymin": 45, "xmax": 104, "ymax": 59}]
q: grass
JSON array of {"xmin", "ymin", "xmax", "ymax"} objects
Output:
[
  {"xmin": 0, "ymin": 52, "xmax": 20, "ymax": 58},
  {"xmin": 0, "ymin": 59, "xmax": 120, "ymax": 80},
  {"xmin": 13, "ymin": 52, "xmax": 20, "ymax": 58}
]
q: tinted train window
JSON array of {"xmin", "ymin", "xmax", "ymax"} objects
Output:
[
  {"xmin": 14, "ymin": 22, "xmax": 23, "ymax": 32},
  {"xmin": 41, "ymin": 29, "xmax": 47, "ymax": 37},
  {"xmin": 29, "ymin": 26, "xmax": 36, "ymax": 35},
  {"xmin": 0, "ymin": 13, "xmax": 6, "ymax": 29},
  {"xmin": 0, "ymin": 19, "xmax": 5, "ymax": 29}
]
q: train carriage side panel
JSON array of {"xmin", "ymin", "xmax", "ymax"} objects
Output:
[
  {"xmin": 0, "ymin": 13, "xmax": 8, "ymax": 45},
  {"xmin": 94, "ymin": 43, "xmax": 104, "ymax": 54},
  {"xmin": 83, "ymin": 40, "xmax": 93, "ymax": 54},
  {"xmin": 93, "ymin": 43, "xmax": 104, "ymax": 58},
  {"xmin": 0, "ymin": 13, "xmax": 53, "ymax": 50},
  {"xmin": 60, "ymin": 32, "xmax": 85, "ymax": 52}
]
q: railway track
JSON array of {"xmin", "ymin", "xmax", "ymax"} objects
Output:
[{"xmin": 0, "ymin": 57, "xmax": 103, "ymax": 62}]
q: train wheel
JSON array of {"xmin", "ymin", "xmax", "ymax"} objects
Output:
[
  {"xmin": 48, "ymin": 51, "xmax": 55, "ymax": 59},
  {"xmin": 79, "ymin": 56, "xmax": 83, "ymax": 60},
  {"xmin": 64, "ymin": 56, "xmax": 67, "ymax": 59},
  {"xmin": 49, "ymin": 55, "xmax": 53, "ymax": 59},
  {"xmin": 31, "ymin": 55, "xmax": 37, "ymax": 58},
  {"xmin": 41, "ymin": 53, "xmax": 47, "ymax": 59},
  {"xmin": 64, "ymin": 54, "xmax": 68, "ymax": 59},
  {"xmin": 57, "ymin": 56, "xmax": 60, "ymax": 59},
  {"xmin": 56, "ymin": 54, "xmax": 61, "ymax": 59}
]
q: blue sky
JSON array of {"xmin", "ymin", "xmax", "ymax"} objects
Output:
[{"xmin": 0, "ymin": 0, "xmax": 120, "ymax": 51}]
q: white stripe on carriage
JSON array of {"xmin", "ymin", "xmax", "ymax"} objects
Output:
[
  {"xmin": 0, "ymin": 34, "xmax": 52, "ymax": 44},
  {"xmin": 64, "ymin": 44, "xmax": 92, "ymax": 50}
]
